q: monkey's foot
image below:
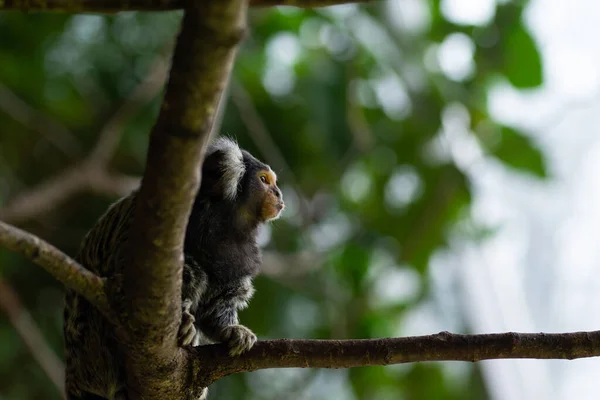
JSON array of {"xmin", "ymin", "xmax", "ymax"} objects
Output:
[
  {"xmin": 178, "ymin": 300, "xmax": 197, "ymax": 346},
  {"xmin": 220, "ymin": 324, "xmax": 257, "ymax": 356}
]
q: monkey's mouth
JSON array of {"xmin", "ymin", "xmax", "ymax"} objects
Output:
[{"xmin": 270, "ymin": 201, "xmax": 285, "ymax": 220}]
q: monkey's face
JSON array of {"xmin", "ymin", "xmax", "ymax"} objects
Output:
[
  {"xmin": 232, "ymin": 150, "xmax": 284, "ymax": 223},
  {"xmin": 240, "ymin": 150, "xmax": 284, "ymax": 223},
  {"xmin": 255, "ymin": 168, "xmax": 284, "ymax": 222},
  {"xmin": 200, "ymin": 138, "xmax": 284, "ymax": 226}
]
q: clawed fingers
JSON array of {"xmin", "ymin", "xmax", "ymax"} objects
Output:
[
  {"xmin": 220, "ymin": 325, "xmax": 257, "ymax": 356},
  {"xmin": 178, "ymin": 308, "xmax": 197, "ymax": 346}
]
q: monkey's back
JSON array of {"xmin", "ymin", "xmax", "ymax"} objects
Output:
[{"xmin": 64, "ymin": 194, "xmax": 136, "ymax": 399}]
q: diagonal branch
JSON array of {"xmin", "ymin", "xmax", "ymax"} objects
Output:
[
  {"xmin": 120, "ymin": 1, "xmax": 248, "ymax": 399},
  {"xmin": 0, "ymin": 166, "xmax": 139, "ymax": 225},
  {"xmin": 89, "ymin": 56, "xmax": 169, "ymax": 165},
  {"xmin": 0, "ymin": 56, "xmax": 166, "ymax": 225},
  {"xmin": 0, "ymin": 221, "xmax": 110, "ymax": 316},
  {"xmin": 0, "ymin": 82, "xmax": 82, "ymax": 158},
  {"xmin": 0, "ymin": 0, "xmax": 373, "ymax": 13},
  {"xmin": 190, "ymin": 330, "xmax": 600, "ymax": 386},
  {"xmin": 0, "ymin": 278, "xmax": 65, "ymax": 396},
  {"xmin": 0, "ymin": 165, "xmax": 97, "ymax": 224}
]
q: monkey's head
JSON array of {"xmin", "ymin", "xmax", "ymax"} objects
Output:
[{"xmin": 199, "ymin": 137, "xmax": 284, "ymax": 227}]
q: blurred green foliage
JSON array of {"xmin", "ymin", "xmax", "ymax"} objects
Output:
[{"xmin": 0, "ymin": 1, "xmax": 546, "ymax": 399}]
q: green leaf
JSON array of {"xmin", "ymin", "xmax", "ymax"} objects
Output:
[
  {"xmin": 487, "ymin": 126, "xmax": 547, "ymax": 177},
  {"xmin": 502, "ymin": 24, "xmax": 543, "ymax": 88}
]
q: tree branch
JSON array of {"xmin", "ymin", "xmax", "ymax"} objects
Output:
[
  {"xmin": 0, "ymin": 221, "xmax": 110, "ymax": 316},
  {"xmin": 0, "ymin": 0, "xmax": 372, "ymax": 13},
  {"xmin": 120, "ymin": 1, "xmax": 248, "ymax": 398},
  {"xmin": 190, "ymin": 330, "xmax": 600, "ymax": 386}
]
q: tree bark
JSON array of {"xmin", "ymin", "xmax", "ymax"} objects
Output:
[
  {"xmin": 117, "ymin": 1, "xmax": 248, "ymax": 399},
  {"xmin": 0, "ymin": 221, "xmax": 110, "ymax": 316},
  {"xmin": 188, "ymin": 330, "xmax": 600, "ymax": 386},
  {"xmin": 0, "ymin": 0, "xmax": 372, "ymax": 13}
]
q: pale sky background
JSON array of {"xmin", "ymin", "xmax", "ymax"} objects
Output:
[{"xmin": 422, "ymin": 0, "xmax": 600, "ymax": 399}]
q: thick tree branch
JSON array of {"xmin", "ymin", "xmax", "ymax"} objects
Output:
[
  {"xmin": 0, "ymin": 0, "xmax": 372, "ymax": 13},
  {"xmin": 189, "ymin": 330, "xmax": 600, "ymax": 386},
  {"xmin": 0, "ymin": 221, "xmax": 110, "ymax": 315},
  {"xmin": 120, "ymin": 2, "xmax": 248, "ymax": 399}
]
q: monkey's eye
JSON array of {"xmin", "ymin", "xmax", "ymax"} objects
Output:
[{"xmin": 260, "ymin": 175, "xmax": 268, "ymax": 184}]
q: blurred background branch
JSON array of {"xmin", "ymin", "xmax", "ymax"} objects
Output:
[
  {"xmin": 0, "ymin": 55, "xmax": 168, "ymax": 225},
  {"xmin": 0, "ymin": 278, "xmax": 65, "ymax": 396},
  {"xmin": 0, "ymin": 83, "xmax": 82, "ymax": 159},
  {"xmin": 0, "ymin": 166, "xmax": 139, "ymax": 225}
]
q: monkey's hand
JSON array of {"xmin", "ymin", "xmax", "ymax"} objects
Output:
[
  {"xmin": 219, "ymin": 325, "xmax": 256, "ymax": 356},
  {"xmin": 178, "ymin": 299, "xmax": 197, "ymax": 346}
]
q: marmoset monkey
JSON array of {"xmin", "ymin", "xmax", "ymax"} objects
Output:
[{"xmin": 63, "ymin": 137, "xmax": 284, "ymax": 400}]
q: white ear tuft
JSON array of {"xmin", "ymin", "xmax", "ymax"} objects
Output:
[{"xmin": 208, "ymin": 137, "xmax": 245, "ymax": 200}]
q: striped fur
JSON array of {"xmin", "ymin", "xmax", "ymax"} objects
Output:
[{"xmin": 64, "ymin": 195, "xmax": 136, "ymax": 400}]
